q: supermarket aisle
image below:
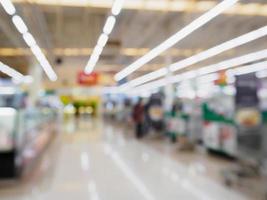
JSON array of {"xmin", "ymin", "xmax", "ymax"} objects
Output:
[{"xmin": 0, "ymin": 117, "xmax": 248, "ymax": 200}]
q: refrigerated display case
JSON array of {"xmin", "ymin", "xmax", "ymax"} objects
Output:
[
  {"xmin": 0, "ymin": 107, "xmax": 59, "ymax": 179},
  {"xmin": 0, "ymin": 107, "xmax": 18, "ymax": 178},
  {"xmin": 17, "ymin": 108, "xmax": 58, "ymax": 172}
]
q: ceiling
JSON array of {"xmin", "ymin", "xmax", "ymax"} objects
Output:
[{"xmin": 0, "ymin": 0, "xmax": 267, "ymax": 88}]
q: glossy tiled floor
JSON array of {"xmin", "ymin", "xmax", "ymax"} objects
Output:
[{"xmin": 0, "ymin": 117, "xmax": 251, "ymax": 200}]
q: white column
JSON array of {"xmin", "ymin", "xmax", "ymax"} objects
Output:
[
  {"xmin": 28, "ymin": 63, "xmax": 43, "ymax": 107},
  {"xmin": 164, "ymin": 53, "xmax": 174, "ymax": 111}
]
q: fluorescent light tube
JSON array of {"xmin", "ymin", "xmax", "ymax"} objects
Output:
[
  {"xmin": 257, "ymin": 70, "xmax": 267, "ymax": 79},
  {"xmin": 228, "ymin": 60, "xmax": 267, "ymax": 76},
  {"xmin": 114, "ymin": 0, "xmax": 239, "ymax": 81},
  {"xmin": 103, "ymin": 16, "xmax": 116, "ymax": 35},
  {"xmin": 123, "ymin": 25, "xmax": 267, "ymax": 89},
  {"xmin": 0, "ymin": 0, "xmax": 16, "ymax": 15},
  {"xmin": 0, "ymin": 61, "xmax": 24, "ymax": 81},
  {"xmin": 112, "ymin": 0, "xmax": 124, "ymax": 15},
  {"xmin": 85, "ymin": 54, "xmax": 100, "ymax": 74},
  {"xmin": 132, "ymin": 49, "xmax": 267, "ymax": 93},
  {"xmin": 30, "ymin": 45, "xmax": 57, "ymax": 81},
  {"xmin": 199, "ymin": 61, "xmax": 267, "ymax": 83},
  {"xmin": 93, "ymin": 45, "xmax": 103, "ymax": 56},
  {"xmin": 97, "ymin": 33, "xmax": 109, "ymax": 47},
  {"xmin": 23, "ymin": 32, "xmax": 36, "ymax": 47},
  {"xmin": 84, "ymin": 0, "xmax": 122, "ymax": 74},
  {"xmin": 41, "ymin": 60, "xmax": 58, "ymax": 82},
  {"xmin": 172, "ymin": 52, "xmax": 267, "ymax": 84},
  {"xmin": 12, "ymin": 15, "xmax": 28, "ymax": 34},
  {"xmin": 4, "ymin": 9, "xmax": 57, "ymax": 81},
  {"xmin": 84, "ymin": 34, "xmax": 106, "ymax": 74},
  {"xmin": 134, "ymin": 78, "xmax": 169, "ymax": 94},
  {"xmin": 122, "ymin": 68, "xmax": 168, "ymax": 90},
  {"xmin": 122, "ymin": 49, "xmax": 267, "ymax": 89},
  {"xmin": 197, "ymin": 49, "xmax": 267, "ymax": 76},
  {"xmin": 30, "ymin": 45, "xmax": 44, "ymax": 60},
  {"xmin": 170, "ymin": 25, "xmax": 267, "ymax": 72}
]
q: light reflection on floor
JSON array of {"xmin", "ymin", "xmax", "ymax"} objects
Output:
[{"xmin": 0, "ymin": 117, "xmax": 250, "ymax": 200}]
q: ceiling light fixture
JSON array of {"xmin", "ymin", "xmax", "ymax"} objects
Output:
[
  {"xmin": 12, "ymin": 15, "xmax": 28, "ymax": 34},
  {"xmin": 84, "ymin": 0, "xmax": 124, "ymax": 74},
  {"xmin": 114, "ymin": 0, "xmax": 239, "ymax": 81},
  {"xmin": 170, "ymin": 25, "xmax": 267, "ymax": 72},
  {"xmin": 228, "ymin": 60, "xmax": 267, "ymax": 76},
  {"xmin": 103, "ymin": 16, "xmax": 116, "ymax": 35},
  {"xmin": 257, "ymin": 70, "xmax": 267, "ymax": 79},
  {"xmin": 112, "ymin": 0, "xmax": 124, "ymax": 16},
  {"xmin": 0, "ymin": 0, "xmax": 16, "ymax": 15},
  {"xmin": 125, "ymin": 68, "xmax": 168, "ymax": 89},
  {"xmin": 30, "ymin": 44, "xmax": 57, "ymax": 81},
  {"xmin": 0, "ymin": 0, "xmax": 57, "ymax": 81},
  {"xmin": 93, "ymin": 45, "xmax": 103, "ymax": 56},
  {"xmin": 195, "ymin": 60, "xmax": 267, "ymax": 85},
  {"xmin": 97, "ymin": 33, "xmax": 109, "ymax": 47},
  {"xmin": 196, "ymin": 49, "xmax": 267, "ymax": 76},
  {"xmin": 22, "ymin": 32, "xmax": 36, "ymax": 47},
  {"xmin": 0, "ymin": 61, "xmax": 24, "ymax": 81},
  {"xmin": 132, "ymin": 49, "xmax": 267, "ymax": 93},
  {"xmin": 122, "ymin": 25, "xmax": 267, "ymax": 89}
]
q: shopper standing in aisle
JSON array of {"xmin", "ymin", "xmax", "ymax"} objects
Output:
[{"xmin": 132, "ymin": 98, "xmax": 145, "ymax": 139}]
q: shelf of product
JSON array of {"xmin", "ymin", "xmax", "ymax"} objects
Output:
[
  {"xmin": 165, "ymin": 111, "xmax": 189, "ymax": 142},
  {"xmin": 202, "ymin": 102, "xmax": 237, "ymax": 156},
  {"xmin": 202, "ymin": 100, "xmax": 267, "ymax": 157},
  {"xmin": 165, "ymin": 98, "xmax": 202, "ymax": 145}
]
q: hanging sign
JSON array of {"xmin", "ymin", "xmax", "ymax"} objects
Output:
[{"xmin": 77, "ymin": 71, "xmax": 99, "ymax": 86}]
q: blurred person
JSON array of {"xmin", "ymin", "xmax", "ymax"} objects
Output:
[{"xmin": 132, "ymin": 98, "xmax": 145, "ymax": 138}]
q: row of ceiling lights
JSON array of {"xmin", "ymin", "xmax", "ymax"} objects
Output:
[
  {"xmin": 114, "ymin": 0, "xmax": 267, "ymax": 95},
  {"xmin": 0, "ymin": 0, "xmax": 57, "ymax": 82},
  {"xmin": 114, "ymin": 0, "xmax": 239, "ymax": 82},
  {"xmin": 84, "ymin": 0, "xmax": 124, "ymax": 74},
  {"xmin": 121, "ymin": 25, "xmax": 267, "ymax": 90},
  {"xmin": 0, "ymin": 0, "xmax": 24, "ymax": 81},
  {"xmin": 1, "ymin": 0, "xmax": 266, "ymax": 89},
  {"xmin": 131, "ymin": 49, "xmax": 267, "ymax": 95}
]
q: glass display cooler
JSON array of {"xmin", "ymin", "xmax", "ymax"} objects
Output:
[{"xmin": 0, "ymin": 107, "xmax": 59, "ymax": 179}]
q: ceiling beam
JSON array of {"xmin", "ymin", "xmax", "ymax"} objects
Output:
[
  {"xmin": 12, "ymin": 0, "xmax": 267, "ymax": 17},
  {"xmin": 0, "ymin": 47, "xmax": 210, "ymax": 57}
]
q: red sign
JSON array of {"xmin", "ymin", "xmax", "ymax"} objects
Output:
[{"xmin": 78, "ymin": 72, "xmax": 99, "ymax": 86}]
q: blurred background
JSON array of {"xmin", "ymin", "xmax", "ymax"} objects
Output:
[{"xmin": 0, "ymin": 0, "xmax": 267, "ymax": 199}]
